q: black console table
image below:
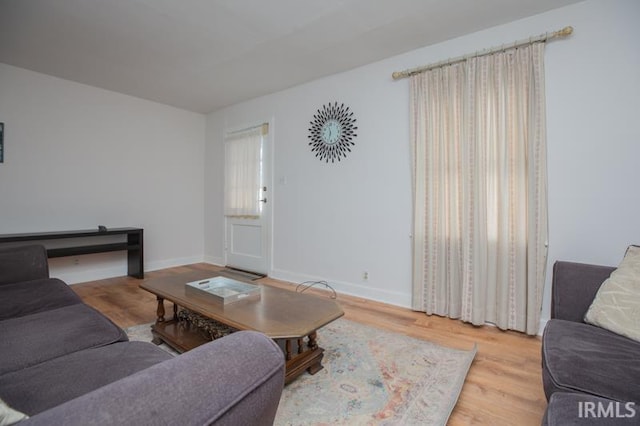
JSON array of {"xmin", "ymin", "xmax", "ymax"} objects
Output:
[{"xmin": 0, "ymin": 227, "xmax": 144, "ymax": 278}]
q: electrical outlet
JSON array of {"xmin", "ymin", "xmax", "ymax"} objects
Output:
[
  {"xmin": 73, "ymin": 258, "xmax": 80, "ymax": 265},
  {"xmin": 363, "ymin": 271, "xmax": 369, "ymax": 280}
]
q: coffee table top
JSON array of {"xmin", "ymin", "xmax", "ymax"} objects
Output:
[{"xmin": 140, "ymin": 271, "xmax": 344, "ymax": 339}]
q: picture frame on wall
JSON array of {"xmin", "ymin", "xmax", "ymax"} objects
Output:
[{"xmin": 0, "ymin": 122, "xmax": 4, "ymax": 163}]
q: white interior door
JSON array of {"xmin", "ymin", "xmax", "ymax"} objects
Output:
[
  {"xmin": 224, "ymin": 124, "xmax": 270, "ymax": 274},
  {"xmin": 226, "ymin": 214, "xmax": 268, "ymax": 273}
]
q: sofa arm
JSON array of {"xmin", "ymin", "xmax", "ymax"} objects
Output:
[
  {"xmin": 0, "ymin": 245, "xmax": 49, "ymax": 286},
  {"xmin": 551, "ymin": 261, "xmax": 616, "ymax": 322},
  {"xmin": 24, "ymin": 331, "xmax": 285, "ymax": 426}
]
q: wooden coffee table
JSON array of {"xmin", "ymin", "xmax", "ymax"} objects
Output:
[{"xmin": 140, "ymin": 271, "xmax": 343, "ymax": 384}]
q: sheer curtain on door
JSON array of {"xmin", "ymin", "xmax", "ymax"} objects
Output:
[
  {"xmin": 410, "ymin": 43, "xmax": 548, "ymax": 335},
  {"xmin": 224, "ymin": 127, "xmax": 263, "ymax": 218}
]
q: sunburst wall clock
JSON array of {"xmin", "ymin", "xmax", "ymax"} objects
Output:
[{"xmin": 308, "ymin": 102, "xmax": 357, "ymax": 163}]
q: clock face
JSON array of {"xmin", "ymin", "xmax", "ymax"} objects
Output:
[
  {"xmin": 321, "ymin": 120, "xmax": 341, "ymax": 145},
  {"xmin": 308, "ymin": 102, "xmax": 357, "ymax": 163}
]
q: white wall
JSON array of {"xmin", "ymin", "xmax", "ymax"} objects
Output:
[
  {"xmin": 205, "ymin": 0, "xmax": 640, "ymax": 325},
  {"xmin": 204, "ymin": 112, "xmax": 225, "ymax": 266},
  {"xmin": 0, "ymin": 64, "xmax": 206, "ymax": 283}
]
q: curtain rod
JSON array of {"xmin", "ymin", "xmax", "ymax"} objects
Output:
[
  {"xmin": 392, "ymin": 26, "xmax": 573, "ymax": 80},
  {"xmin": 225, "ymin": 122, "xmax": 269, "ymax": 138}
]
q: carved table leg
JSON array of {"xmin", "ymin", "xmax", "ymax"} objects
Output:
[
  {"xmin": 151, "ymin": 296, "xmax": 165, "ymax": 345},
  {"xmin": 308, "ymin": 331, "xmax": 318, "ymax": 350},
  {"xmin": 306, "ymin": 332, "xmax": 323, "ymax": 375},
  {"xmin": 156, "ymin": 296, "xmax": 165, "ymax": 323},
  {"xmin": 173, "ymin": 303, "xmax": 178, "ymax": 321},
  {"xmin": 281, "ymin": 331, "xmax": 325, "ymax": 384},
  {"xmin": 285, "ymin": 340, "xmax": 292, "ymax": 361}
]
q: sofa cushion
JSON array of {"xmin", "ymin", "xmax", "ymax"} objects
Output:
[
  {"xmin": 20, "ymin": 331, "xmax": 285, "ymax": 426},
  {"xmin": 543, "ymin": 393, "xmax": 639, "ymax": 425},
  {"xmin": 584, "ymin": 245, "xmax": 640, "ymax": 343},
  {"xmin": 542, "ymin": 319, "xmax": 640, "ymax": 402},
  {"xmin": 0, "ymin": 245, "xmax": 49, "ymax": 287},
  {"xmin": 0, "ymin": 341, "xmax": 172, "ymax": 416},
  {"xmin": 0, "ymin": 304, "xmax": 127, "ymax": 375},
  {"xmin": 0, "ymin": 278, "xmax": 81, "ymax": 321}
]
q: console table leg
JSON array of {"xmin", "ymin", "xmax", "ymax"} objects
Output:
[{"xmin": 127, "ymin": 229, "xmax": 144, "ymax": 278}]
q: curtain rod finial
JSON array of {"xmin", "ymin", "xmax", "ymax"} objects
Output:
[
  {"xmin": 559, "ymin": 26, "xmax": 573, "ymax": 36},
  {"xmin": 392, "ymin": 71, "xmax": 404, "ymax": 80}
]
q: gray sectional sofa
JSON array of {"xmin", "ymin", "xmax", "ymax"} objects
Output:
[
  {"xmin": 0, "ymin": 245, "xmax": 285, "ymax": 425},
  {"xmin": 541, "ymin": 261, "xmax": 640, "ymax": 425}
]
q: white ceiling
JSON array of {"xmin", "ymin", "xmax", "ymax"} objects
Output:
[{"xmin": 0, "ymin": 0, "xmax": 582, "ymax": 113}]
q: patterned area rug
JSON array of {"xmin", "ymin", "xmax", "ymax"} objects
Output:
[{"xmin": 126, "ymin": 319, "xmax": 475, "ymax": 425}]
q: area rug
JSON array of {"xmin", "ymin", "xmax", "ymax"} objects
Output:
[
  {"xmin": 125, "ymin": 323, "xmax": 177, "ymax": 355},
  {"xmin": 126, "ymin": 319, "xmax": 476, "ymax": 426}
]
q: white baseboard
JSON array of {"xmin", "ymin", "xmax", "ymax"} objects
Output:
[
  {"xmin": 55, "ymin": 266, "xmax": 128, "ymax": 285},
  {"xmin": 145, "ymin": 255, "xmax": 205, "ymax": 272},
  {"xmin": 58, "ymin": 255, "xmax": 205, "ymax": 285},
  {"xmin": 271, "ymin": 267, "xmax": 550, "ymax": 335},
  {"xmin": 203, "ymin": 255, "xmax": 225, "ymax": 266},
  {"xmin": 269, "ymin": 268, "xmax": 412, "ymax": 308}
]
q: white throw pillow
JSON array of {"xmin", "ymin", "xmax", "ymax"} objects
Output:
[
  {"xmin": 0, "ymin": 398, "xmax": 28, "ymax": 426},
  {"xmin": 584, "ymin": 245, "xmax": 640, "ymax": 342}
]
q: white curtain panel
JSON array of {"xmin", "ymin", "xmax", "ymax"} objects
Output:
[
  {"xmin": 410, "ymin": 43, "xmax": 548, "ymax": 335},
  {"xmin": 224, "ymin": 127, "xmax": 263, "ymax": 218}
]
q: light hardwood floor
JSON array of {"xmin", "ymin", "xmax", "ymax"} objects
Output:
[{"xmin": 72, "ymin": 263, "xmax": 547, "ymax": 425}]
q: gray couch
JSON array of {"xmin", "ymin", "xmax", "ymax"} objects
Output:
[
  {"xmin": 541, "ymin": 261, "xmax": 640, "ymax": 425},
  {"xmin": 0, "ymin": 245, "xmax": 285, "ymax": 425}
]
